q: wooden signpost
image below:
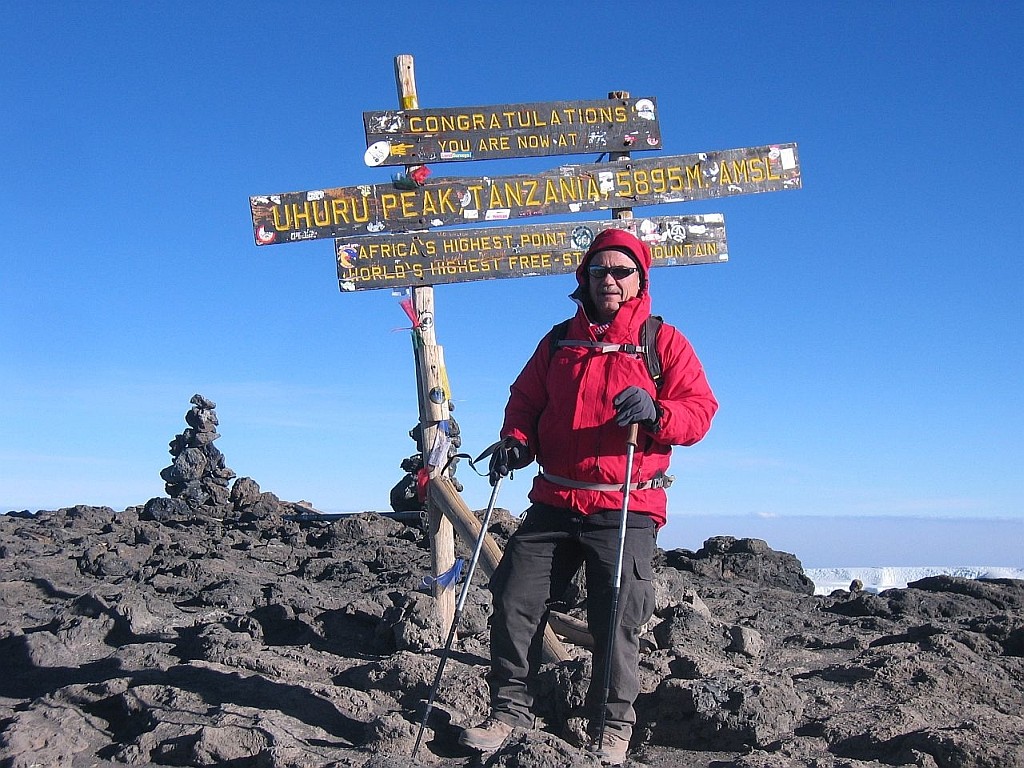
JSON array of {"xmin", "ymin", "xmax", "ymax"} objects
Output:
[
  {"xmin": 249, "ymin": 143, "xmax": 798, "ymax": 246},
  {"xmin": 335, "ymin": 214, "xmax": 727, "ymax": 291},
  {"xmin": 363, "ymin": 96, "xmax": 662, "ymax": 166},
  {"xmin": 247, "ymin": 54, "xmax": 801, "ymax": 661}
]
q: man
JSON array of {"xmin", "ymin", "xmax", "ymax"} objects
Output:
[{"xmin": 459, "ymin": 227, "xmax": 718, "ymax": 765}]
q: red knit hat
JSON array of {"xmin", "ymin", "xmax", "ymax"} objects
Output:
[{"xmin": 576, "ymin": 227, "xmax": 652, "ymax": 292}]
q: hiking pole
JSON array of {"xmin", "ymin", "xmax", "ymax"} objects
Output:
[
  {"xmin": 411, "ymin": 475, "xmax": 503, "ymax": 761},
  {"xmin": 595, "ymin": 422, "xmax": 639, "ymax": 752}
]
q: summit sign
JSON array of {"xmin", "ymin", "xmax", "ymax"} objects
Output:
[
  {"xmin": 335, "ymin": 214, "xmax": 728, "ymax": 291},
  {"xmin": 363, "ymin": 97, "xmax": 662, "ymax": 166},
  {"xmin": 249, "ymin": 143, "xmax": 800, "ymax": 246}
]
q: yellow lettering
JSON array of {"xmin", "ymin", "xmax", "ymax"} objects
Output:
[
  {"xmin": 517, "ymin": 134, "xmax": 551, "ymax": 150},
  {"xmin": 580, "ymin": 106, "xmax": 615, "ymax": 124},
  {"xmin": 421, "ymin": 190, "xmax": 439, "ymax": 216},
  {"xmin": 616, "ymin": 170, "xmax": 633, "ymax": 198},
  {"xmin": 559, "ymin": 176, "xmax": 579, "ymax": 201},
  {"xmin": 723, "ymin": 161, "xmax": 750, "ymax": 185},
  {"xmin": 544, "ymin": 179, "xmax": 559, "ymax": 204},
  {"xmin": 649, "ymin": 167, "xmax": 667, "ymax": 194},
  {"xmin": 523, "ymin": 179, "xmax": 541, "ymax": 206},
  {"xmin": 749, "ymin": 157, "xmax": 766, "ymax": 183},
  {"xmin": 633, "ymin": 170, "xmax": 650, "ymax": 196},
  {"xmin": 400, "ymin": 191, "xmax": 417, "ymax": 218},
  {"xmin": 483, "ymin": 136, "xmax": 509, "ymax": 151},
  {"xmin": 488, "ymin": 183, "xmax": 504, "ymax": 209},
  {"xmin": 503, "ymin": 181, "xmax": 523, "ymax": 207},
  {"xmin": 440, "ymin": 138, "xmax": 471, "ymax": 152},
  {"xmin": 272, "ymin": 206, "xmax": 291, "ymax": 231},
  {"xmin": 292, "ymin": 202, "xmax": 312, "ymax": 228},
  {"xmin": 438, "ymin": 187, "xmax": 457, "ymax": 214},
  {"xmin": 380, "ymin": 193, "xmax": 399, "ymax": 220},
  {"xmin": 651, "ymin": 242, "xmax": 719, "ymax": 259},
  {"xmin": 312, "ymin": 201, "xmax": 330, "ymax": 227}
]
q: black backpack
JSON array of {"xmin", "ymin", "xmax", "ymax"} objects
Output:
[{"xmin": 548, "ymin": 315, "xmax": 664, "ymax": 389}]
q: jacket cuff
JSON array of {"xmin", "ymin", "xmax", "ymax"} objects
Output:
[{"xmin": 643, "ymin": 402, "xmax": 665, "ymax": 434}]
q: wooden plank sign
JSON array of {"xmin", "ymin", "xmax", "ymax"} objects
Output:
[
  {"xmin": 250, "ymin": 143, "xmax": 799, "ymax": 246},
  {"xmin": 335, "ymin": 214, "xmax": 727, "ymax": 291},
  {"xmin": 363, "ymin": 97, "xmax": 662, "ymax": 166}
]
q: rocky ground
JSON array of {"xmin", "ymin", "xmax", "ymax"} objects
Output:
[{"xmin": 1, "ymin": 490, "xmax": 1023, "ymax": 768}]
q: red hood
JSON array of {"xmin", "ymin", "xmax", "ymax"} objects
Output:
[
  {"xmin": 572, "ymin": 227, "xmax": 653, "ymax": 318},
  {"xmin": 575, "ymin": 227, "xmax": 652, "ymax": 287}
]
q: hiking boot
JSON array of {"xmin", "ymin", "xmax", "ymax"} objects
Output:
[
  {"xmin": 458, "ymin": 717, "xmax": 514, "ymax": 752},
  {"xmin": 590, "ymin": 731, "xmax": 630, "ymax": 765}
]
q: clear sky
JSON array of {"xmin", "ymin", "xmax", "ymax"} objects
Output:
[{"xmin": 2, "ymin": 2, "xmax": 1021, "ymax": 566}]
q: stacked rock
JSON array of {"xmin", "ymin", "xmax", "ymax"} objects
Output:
[{"xmin": 159, "ymin": 394, "xmax": 236, "ymax": 513}]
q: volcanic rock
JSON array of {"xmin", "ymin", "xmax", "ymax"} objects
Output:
[{"xmin": 0, "ymin": 502, "xmax": 1022, "ymax": 767}]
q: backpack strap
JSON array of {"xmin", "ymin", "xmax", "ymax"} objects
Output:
[
  {"xmin": 641, "ymin": 315, "xmax": 664, "ymax": 388},
  {"xmin": 556, "ymin": 339, "xmax": 647, "ymax": 355},
  {"xmin": 547, "ymin": 319, "xmax": 573, "ymax": 357},
  {"xmin": 549, "ymin": 316, "xmax": 664, "ymax": 389}
]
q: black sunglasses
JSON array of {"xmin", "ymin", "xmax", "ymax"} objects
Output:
[{"xmin": 587, "ymin": 265, "xmax": 638, "ymax": 280}]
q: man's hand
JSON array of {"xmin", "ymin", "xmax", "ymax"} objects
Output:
[
  {"xmin": 488, "ymin": 438, "xmax": 527, "ymax": 485},
  {"xmin": 613, "ymin": 386, "xmax": 659, "ymax": 428}
]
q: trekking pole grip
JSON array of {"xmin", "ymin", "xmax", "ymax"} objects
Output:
[{"xmin": 627, "ymin": 422, "xmax": 639, "ymax": 447}]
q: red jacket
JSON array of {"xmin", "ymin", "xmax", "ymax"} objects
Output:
[{"xmin": 500, "ymin": 229, "xmax": 718, "ymax": 527}]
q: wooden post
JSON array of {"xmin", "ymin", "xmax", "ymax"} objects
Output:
[
  {"xmin": 395, "ymin": 55, "xmax": 568, "ymax": 662},
  {"xmin": 430, "ymin": 476, "xmax": 570, "ymax": 662},
  {"xmin": 395, "ymin": 54, "xmax": 456, "ymax": 629},
  {"xmin": 609, "ymin": 90, "xmax": 633, "ymax": 223}
]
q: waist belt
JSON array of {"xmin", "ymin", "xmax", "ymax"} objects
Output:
[{"xmin": 541, "ymin": 472, "xmax": 674, "ymax": 492}]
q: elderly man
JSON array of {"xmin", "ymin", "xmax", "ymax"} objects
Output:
[{"xmin": 459, "ymin": 228, "xmax": 718, "ymax": 765}]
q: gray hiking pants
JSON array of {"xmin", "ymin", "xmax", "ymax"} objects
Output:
[{"xmin": 487, "ymin": 503, "xmax": 657, "ymax": 738}]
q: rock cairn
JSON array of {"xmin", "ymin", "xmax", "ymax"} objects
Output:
[{"xmin": 158, "ymin": 394, "xmax": 236, "ymax": 513}]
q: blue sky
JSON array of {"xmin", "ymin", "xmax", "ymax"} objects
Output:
[{"xmin": 2, "ymin": 2, "xmax": 1021, "ymax": 566}]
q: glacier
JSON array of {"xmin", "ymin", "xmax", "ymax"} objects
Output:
[{"xmin": 804, "ymin": 565, "xmax": 1024, "ymax": 595}]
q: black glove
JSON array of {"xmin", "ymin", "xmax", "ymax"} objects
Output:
[
  {"xmin": 488, "ymin": 438, "xmax": 527, "ymax": 485},
  {"xmin": 613, "ymin": 386, "xmax": 659, "ymax": 428}
]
